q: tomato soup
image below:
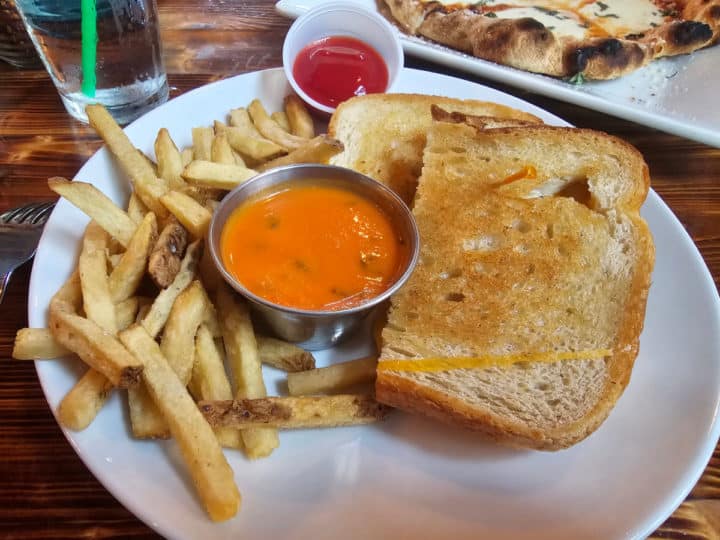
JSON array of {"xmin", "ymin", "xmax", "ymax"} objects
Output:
[{"xmin": 220, "ymin": 182, "xmax": 408, "ymax": 311}]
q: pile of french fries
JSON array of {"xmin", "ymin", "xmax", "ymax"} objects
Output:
[{"xmin": 11, "ymin": 96, "xmax": 388, "ymax": 522}]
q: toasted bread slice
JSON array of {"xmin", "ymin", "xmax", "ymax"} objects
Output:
[
  {"xmin": 375, "ymin": 123, "xmax": 655, "ymax": 450},
  {"xmin": 329, "ymin": 93, "xmax": 542, "ymax": 204}
]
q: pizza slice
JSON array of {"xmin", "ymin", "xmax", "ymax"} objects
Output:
[{"xmin": 383, "ymin": 0, "xmax": 720, "ymax": 79}]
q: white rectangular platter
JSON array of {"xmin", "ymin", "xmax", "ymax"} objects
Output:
[{"xmin": 276, "ymin": 0, "xmax": 720, "ymax": 147}]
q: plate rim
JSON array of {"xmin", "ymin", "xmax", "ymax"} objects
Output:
[{"xmin": 28, "ymin": 66, "xmax": 720, "ymax": 540}]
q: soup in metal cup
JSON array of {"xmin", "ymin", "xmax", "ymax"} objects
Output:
[{"xmin": 208, "ymin": 164, "xmax": 419, "ymax": 350}]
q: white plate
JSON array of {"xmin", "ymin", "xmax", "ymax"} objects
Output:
[
  {"xmin": 29, "ymin": 68, "xmax": 720, "ymax": 540},
  {"xmin": 276, "ymin": 0, "xmax": 720, "ymax": 148}
]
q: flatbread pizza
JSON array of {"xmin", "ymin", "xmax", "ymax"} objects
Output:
[{"xmin": 383, "ymin": 0, "xmax": 720, "ymax": 79}]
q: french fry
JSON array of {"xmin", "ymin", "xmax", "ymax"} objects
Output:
[
  {"xmin": 213, "ymin": 120, "xmax": 227, "ymax": 134},
  {"xmin": 147, "ymin": 218, "xmax": 187, "ymax": 289},
  {"xmin": 192, "ymin": 127, "xmax": 214, "ymax": 161},
  {"xmin": 108, "ymin": 253, "xmax": 123, "ymax": 269},
  {"xmin": 128, "ymin": 385, "xmax": 170, "ymax": 439},
  {"xmin": 161, "ymin": 280, "xmax": 210, "ymax": 385},
  {"xmin": 12, "ymin": 328, "xmax": 70, "ymax": 359},
  {"xmin": 127, "ymin": 192, "xmax": 148, "ymax": 224},
  {"xmin": 189, "ymin": 325, "xmax": 230, "ymax": 400},
  {"xmin": 202, "ymin": 299, "xmax": 222, "ymax": 338},
  {"xmin": 177, "ymin": 185, "xmax": 219, "ymax": 208},
  {"xmin": 160, "ymin": 191, "xmax": 212, "ymax": 239},
  {"xmin": 108, "ymin": 212, "xmax": 158, "ymax": 303},
  {"xmin": 248, "ymin": 99, "xmax": 309, "ymax": 151},
  {"xmin": 129, "ymin": 291, "xmax": 184, "ymax": 438},
  {"xmin": 155, "ymin": 128, "xmax": 185, "ymax": 189},
  {"xmin": 198, "ymin": 241, "xmax": 222, "ymax": 294},
  {"xmin": 106, "ymin": 237, "xmax": 124, "ymax": 257},
  {"xmin": 119, "ymin": 325, "xmax": 241, "ymax": 521},
  {"xmin": 11, "ymin": 295, "xmax": 135, "ymax": 360},
  {"xmin": 214, "ymin": 122, "xmax": 248, "ymax": 165},
  {"xmin": 200, "ymin": 394, "xmax": 390, "ymax": 429},
  {"xmin": 210, "ymin": 133, "xmax": 236, "ymax": 165},
  {"xmin": 232, "ymin": 150, "xmax": 247, "ymax": 167},
  {"xmin": 48, "ymin": 178, "xmax": 136, "ymax": 247},
  {"xmin": 256, "ymin": 337, "xmax": 315, "ymax": 372},
  {"xmin": 224, "ymin": 126, "xmax": 284, "ymax": 161},
  {"xmin": 256, "ymin": 135, "xmax": 344, "ymax": 173},
  {"xmin": 182, "ymin": 160, "xmax": 256, "ymax": 191},
  {"xmin": 55, "ymin": 297, "xmax": 139, "ymax": 428},
  {"xmin": 88, "ymin": 103, "xmax": 146, "ymax": 175},
  {"xmin": 287, "ymin": 356, "xmax": 377, "ymax": 396},
  {"xmin": 49, "ymin": 309, "xmax": 142, "ymax": 388},
  {"xmin": 129, "ymin": 281, "xmax": 212, "ymax": 439},
  {"xmin": 181, "ymin": 147, "xmax": 194, "ymax": 167},
  {"xmin": 216, "ymin": 283, "xmax": 279, "ymax": 459},
  {"xmin": 137, "ymin": 150, "xmax": 158, "ymax": 176},
  {"xmin": 57, "ymin": 368, "xmax": 115, "ymax": 431},
  {"xmin": 79, "ymin": 221, "xmax": 117, "ymax": 334},
  {"xmin": 136, "ymin": 302, "xmax": 152, "ymax": 323},
  {"xmin": 190, "ymin": 325, "xmax": 244, "ymax": 449},
  {"xmin": 285, "ymin": 95, "xmax": 315, "ymax": 138},
  {"xmin": 116, "ymin": 297, "xmax": 141, "ymax": 330},
  {"xmin": 142, "ymin": 239, "xmax": 201, "ymax": 338},
  {"xmin": 271, "ymin": 111, "xmax": 291, "ymax": 132},
  {"xmin": 134, "ymin": 176, "xmax": 170, "ymax": 218},
  {"xmin": 229, "ymin": 107, "xmax": 263, "ymax": 137},
  {"xmin": 49, "ymin": 270, "xmax": 83, "ymax": 312},
  {"xmin": 85, "ymin": 104, "xmax": 169, "ymax": 217}
]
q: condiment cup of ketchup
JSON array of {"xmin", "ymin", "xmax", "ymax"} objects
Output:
[
  {"xmin": 208, "ymin": 164, "xmax": 419, "ymax": 350},
  {"xmin": 282, "ymin": 2, "xmax": 403, "ymax": 115}
]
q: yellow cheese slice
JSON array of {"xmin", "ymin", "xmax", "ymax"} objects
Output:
[{"xmin": 378, "ymin": 349, "xmax": 612, "ymax": 373}]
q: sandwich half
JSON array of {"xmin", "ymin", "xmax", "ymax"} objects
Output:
[{"xmin": 375, "ymin": 122, "xmax": 655, "ymax": 450}]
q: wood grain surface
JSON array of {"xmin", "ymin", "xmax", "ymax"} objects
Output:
[{"xmin": 0, "ymin": 1, "xmax": 718, "ymax": 538}]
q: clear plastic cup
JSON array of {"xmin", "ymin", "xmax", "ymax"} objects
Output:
[{"xmin": 14, "ymin": 0, "xmax": 168, "ymax": 125}]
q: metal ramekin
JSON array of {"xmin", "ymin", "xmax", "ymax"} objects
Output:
[{"xmin": 208, "ymin": 164, "xmax": 419, "ymax": 350}]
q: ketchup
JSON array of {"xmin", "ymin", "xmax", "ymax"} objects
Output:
[{"xmin": 293, "ymin": 36, "xmax": 389, "ymax": 109}]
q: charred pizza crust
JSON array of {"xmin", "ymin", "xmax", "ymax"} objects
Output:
[{"xmin": 383, "ymin": 0, "xmax": 719, "ymax": 79}]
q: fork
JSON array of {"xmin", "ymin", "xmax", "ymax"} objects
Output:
[{"xmin": 0, "ymin": 201, "xmax": 56, "ymax": 305}]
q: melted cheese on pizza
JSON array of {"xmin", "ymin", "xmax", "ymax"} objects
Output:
[
  {"xmin": 578, "ymin": 0, "xmax": 665, "ymax": 36},
  {"xmin": 483, "ymin": 7, "xmax": 588, "ymax": 39},
  {"xmin": 421, "ymin": 0, "xmax": 667, "ymax": 40}
]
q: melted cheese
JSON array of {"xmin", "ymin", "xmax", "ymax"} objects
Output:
[
  {"xmin": 578, "ymin": 0, "xmax": 664, "ymax": 36},
  {"xmin": 416, "ymin": 0, "xmax": 666, "ymax": 40},
  {"xmin": 378, "ymin": 349, "xmax": 612, "ymax": 373},
  {"xmin": 427, "ymin": 0, "xmax": 563, "ymax": 6},
  {"xmin": 490, "ymin": 7, "xmax": 588, "ymax": 39}
]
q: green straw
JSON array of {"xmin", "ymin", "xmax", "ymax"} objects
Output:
[{"xmin": 80, "ymin": 0, "xmax": 97, "ymax": 98}]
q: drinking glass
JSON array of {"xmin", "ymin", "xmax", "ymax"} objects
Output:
[
  {"xmin": 0, "ymin": 1, "xmax": 41, "ymax": 68},
  {"xmin": 14, "ymin": 0, "xmax": 169, "ymax": 125}
]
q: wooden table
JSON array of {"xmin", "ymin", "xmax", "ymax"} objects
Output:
[{"xmin": 1, "ymin": 1, "xmax": 718, "ymax": 538}]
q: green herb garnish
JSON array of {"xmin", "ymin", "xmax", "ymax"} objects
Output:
[{"xmin": 567, "ymin": 72, "xmax": 587, "ymax": 85}]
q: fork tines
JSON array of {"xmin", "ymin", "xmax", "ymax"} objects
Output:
[{"xmin": 0, "ymin": 201, "xmax": 56, "ymax": 225}]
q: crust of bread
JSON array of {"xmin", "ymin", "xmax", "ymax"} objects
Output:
[
  {"xmin": 376, "ymin": 370, "xmax": 602, "ymax": 449},
  {"xmin": 384, "ymin": 0, "xmax": 717, "ymax": 79},
  {"xmin": 431, "ymin": 104, "xmax": 539, "ymax": 129},
  {"xmin": 682, "ymin": 0, "xmax": 720, "ymax": 41},
  {"xmin": 376, "ymin": 124, "xmax": 655, "ymax": 450},
  {"xmin": 329, "ymin": 93, "xmax": 542, "ymax": 204}
]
